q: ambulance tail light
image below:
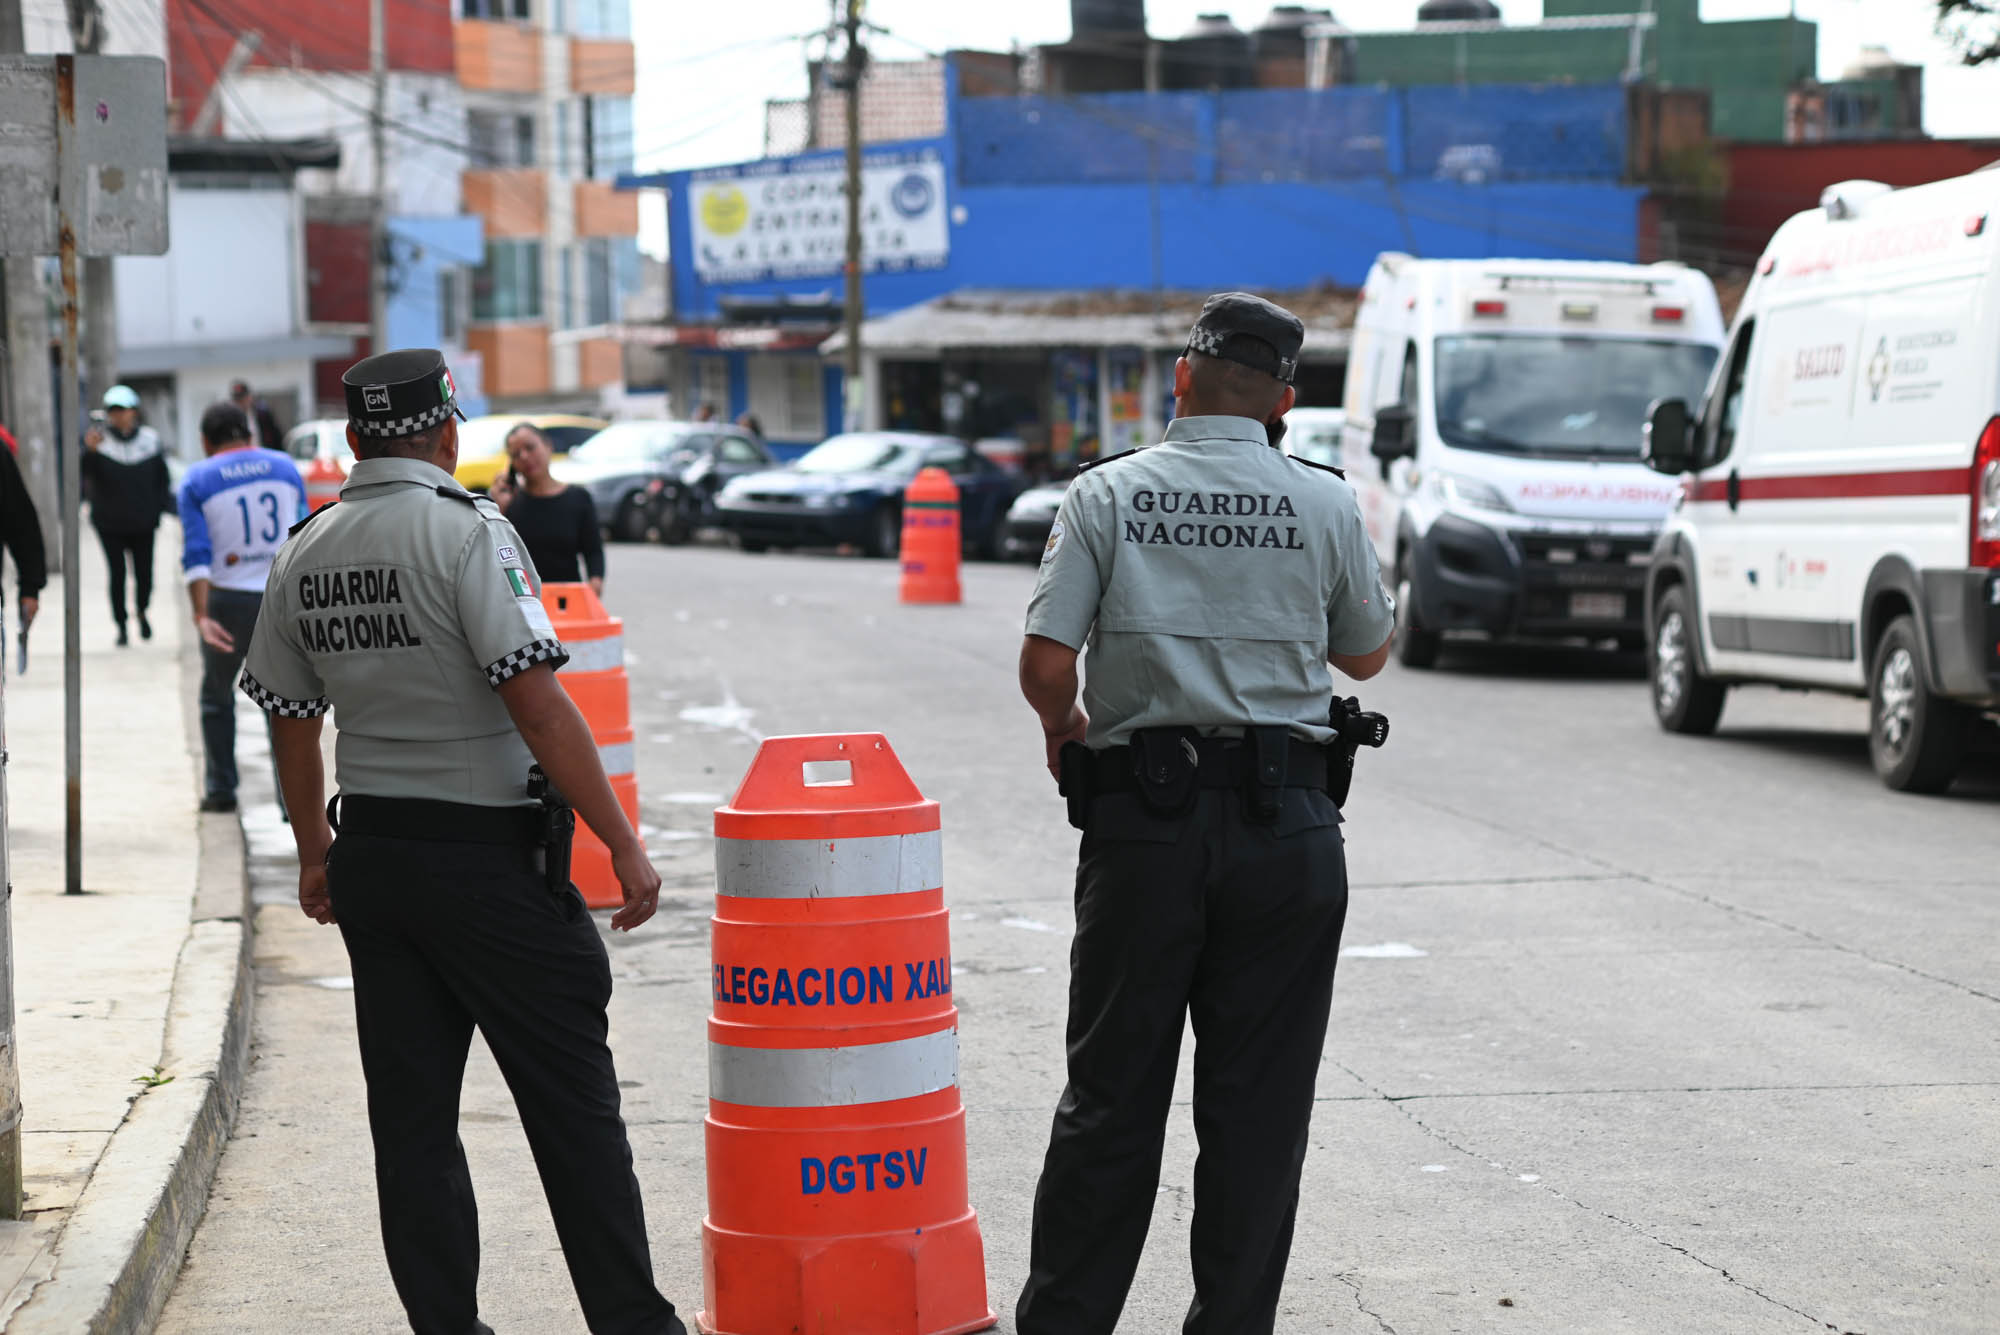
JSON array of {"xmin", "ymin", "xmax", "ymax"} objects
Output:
[
  {"xmin": 1651, "ymin": 305, "xmax": 1686, "ymax": 324},
  {"xmin": 1975, "ymin": 416, "xmax": 2000, "ymax": 568},
  {"xmin": 1472, "ymin": 300, "xmax": 1506, "ymax": 318}
]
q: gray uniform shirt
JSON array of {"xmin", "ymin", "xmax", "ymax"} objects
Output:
[
  {"xmin": 1025, "ymin": 415, "xmax": 1394, "ymax": 748},
  {"xmin": 238, "ymin": 457, "xmax": 569, "ymax": 806}
]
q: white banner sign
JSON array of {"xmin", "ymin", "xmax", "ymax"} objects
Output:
[{"xmin": 690, "ymin": 148, "xmax": 949, "ymax": 284}]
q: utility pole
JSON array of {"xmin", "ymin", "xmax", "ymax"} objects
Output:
[
  {"xmin": 66, "ymin": 0, "xmax": 114, "ymax": 409},
  {"xmin": 368, "ymin": 0, "xmax": 388, "ymax": 357},
  {"xmin": 840, "ymin": 0, "xmax": 865, "ymax": 431},
  {"xmin": 0, "ymin": 0, "xmax": 27, "ymax": 1219},
  {"xmin": 0, "ymin": 0, "xmax": 59, "ymax": 563}
]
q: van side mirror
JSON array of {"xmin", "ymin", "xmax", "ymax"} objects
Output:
[
  {"xmin": 1643, "ymin": 398, "xmax": 1694, "ymax": 475},
  {"xmin": 1370, "ymin": 405, "xmax": 1416, "ymax": 480}
]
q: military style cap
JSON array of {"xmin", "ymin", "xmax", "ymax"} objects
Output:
[
  {"xmin": 1184, "ymin": 292, "xmax": 1304, "ymax": 384},
  {"xmin": 341, "ymin": 347, "xmax": 467, "ymax": 439}
]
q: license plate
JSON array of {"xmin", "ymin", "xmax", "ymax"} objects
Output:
[{"xmin": 1570, "ymin": 592, "xmax": 1625, "ymax": 620}]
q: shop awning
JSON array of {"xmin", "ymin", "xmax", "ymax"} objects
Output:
[{"xmin": 819, "ymin": 288, "xmax": 1356, "ymax": 359}]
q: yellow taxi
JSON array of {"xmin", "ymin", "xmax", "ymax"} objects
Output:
[{"xmin": 451, "ymin": 413, "xmax": 608, "ymax": 492}]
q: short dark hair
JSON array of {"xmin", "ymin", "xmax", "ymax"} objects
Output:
[
  {"xmin": 228, "ymin": 380, "xmax": 251, "ymax": 398},
  {"xmin": 351, "ymin": 422, "xmax": 445, "ymax": 462},
  {"xmin": 1185, "ymin": 350, "xmax": 1287, "ymax": 417},
  {"xmin": 503, "ymin": 420, "xmax": 547, "ymax": 449},
  {"xmin": 200, "ymin": 402, "xmax": 252, "ymax": 447}
]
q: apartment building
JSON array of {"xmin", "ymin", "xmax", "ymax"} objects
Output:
[{"xmin": 457, "ymin": 0, "xmax": 640, "ymax": 407}]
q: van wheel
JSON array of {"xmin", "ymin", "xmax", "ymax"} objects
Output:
[
  {"xmin": 865, "ymin": 505, "xmax": 902, "ymax": 559},
  {"xmin": 1393, "ymin": 560, "xmax": 1441, "ymax": 669},
  {"xmin": 1650, "ymin": 586, "xmax": 1726, "ymax": 735},
  {"xmin": 1869, "ymin": 615, "xmax": 1965, "ymax": 794}
]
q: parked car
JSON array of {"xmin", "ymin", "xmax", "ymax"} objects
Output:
[
  {"xmin": 1283, "ymin": 406, "xmax": 1346, "ymax": 469},
  {"xmin": 453, "ymin": 413, "xmax": 606, "ymax": 492},
  {"xmin": 1640, "ymin": 171, "xmax": 2000, "ymax": 794},
  {"xmin": 1003, "ymin": 479, "xmax": 1068, "ymax": 560},
  {"xmin": 282, "ymin": 418, "xmax": 354, "ymax": 474},
  {"xmin": 553, "ymin": 420, "xmax": 774, "ymax": 543},
  {"xmin": 716, "ymin": 432, "xmax": 1024, "ymax": 558}
]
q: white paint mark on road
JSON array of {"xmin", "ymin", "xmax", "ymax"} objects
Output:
[
  {"xmin": 1518, "ymin": 1174, "xmax": 1541, "ymax": 1183},
  {"xmin": 678, "ymin": 683, "xmax": 761, "ymax": 742},
  {"xmin": 308, "ymin": 976, "xmax": 354, "ymax": 990},
  {"xmin": 1420, "ymin": 1164, "xmax": 1448, "ymax": 1173},
  {"xmin": 1002, "ymin": 916, "xmax": 1056, "ymax": 933},
  {"xmin": 651, "ymin": 830, "xmax": 704, "ymax": 843},
  {"xmin": 1340, "ymin": 942, "xmax": 1428, "ymax": 958},
  {"xmin": 1022, "ymin": 966, "xmax": 1048, "ymax": 975},
  {"xmin": 658, "ymin": 792, "xmax": 725, "ymax": 805},
  {"xmin": 650, "ymin": 733, "xmax": 676, "ymax": 744}
]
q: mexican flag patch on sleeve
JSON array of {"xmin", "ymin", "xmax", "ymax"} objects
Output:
[{"xmin": 505, "ymin": 567, "xmax": 533, "ymax": 598}]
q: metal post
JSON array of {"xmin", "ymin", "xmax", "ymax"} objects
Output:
[
  {"xmin": 0, "ymin": 596, "xmax": 19, "ymax": 1216},
  {"xmin": 840, "ymin": 0, "xmax": 865, "ymax": 431},
  {"xmin": 56, "ymin": 54, "xmax": 80, "ymax": 897},
  {"xmin": 369, "ymin": 0, "xmax": 388, "ymax": 356},
  {"xmin": 0, "ymin": 0, "xmax": 59, "ymax": 560}
]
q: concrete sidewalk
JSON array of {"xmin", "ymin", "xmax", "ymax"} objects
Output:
[{"xmin": 0, "ymin": 529, "xmax": 252, "ymax": 1333}]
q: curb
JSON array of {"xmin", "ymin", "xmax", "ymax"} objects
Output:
[{"xmin": 6, "ymin": 665, "xmax": 255, "ymax": 1332}]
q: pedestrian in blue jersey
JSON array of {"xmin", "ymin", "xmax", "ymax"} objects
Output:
[{"xmin": 179, "ymin": 402, "xmax": 308, "ymax": 813}]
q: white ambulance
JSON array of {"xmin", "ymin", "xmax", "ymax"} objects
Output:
[
  {"xmin": 1342, "ymin": 256, "xmax": 1725, "ymax": 667},
  {"xmin": 1641, "ymin": 174, "xmax": 2000, "ymax": 793}
]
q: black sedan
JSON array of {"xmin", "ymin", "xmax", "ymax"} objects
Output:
[
  {"xmin": 715, "ymin": 432, "xmax": 1024, "ymax": 558},
  {"xmin": 553, "ymin": 421, "xmax": 774, "ymax": 543}
]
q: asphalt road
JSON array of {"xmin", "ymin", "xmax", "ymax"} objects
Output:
[{"xmin": 159, "ymin": 541, "xmax": 2000, "ymax": 1334}]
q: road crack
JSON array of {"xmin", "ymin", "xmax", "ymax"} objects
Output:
[
  {"xmin": 1331, "ymin": 1060, "xmax": 1852, "ymax": 1333},
  {"xmin": 1333, "ymin": 1270, "xmax": 1397, "ymax": 1334}
]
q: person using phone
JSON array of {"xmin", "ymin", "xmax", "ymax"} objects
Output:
[{"xmin": 487, "ymin": 422, "xmax": 603, "ymax": 596}]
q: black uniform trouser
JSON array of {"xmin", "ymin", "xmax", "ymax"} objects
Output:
[
  {"xmin": 327, "ymin": 830, "xmax": 677, "ymax": 1335},
  {"xmin": 95, "ymin": 525, "xmax": 154, "ymax": 625},
  {"xmin": 1017, "ymin": 788, "xmax": 1350, "ymax": 1335}
]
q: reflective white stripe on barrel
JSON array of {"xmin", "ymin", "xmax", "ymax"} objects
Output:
[
  {"xmin": 709, "ymin": 1028, "xmax": 958, "ymax": 1108},
  {"xmin": 598, "ymin": 740, "xmax": 635, "ymax": 777},
  {"xmin": 715, "ymin": 830, "xmax": 942, "ymax": 899},
  {"xmin": 564, "ymin": 634, "xmax": 624, "ymax": 675}
]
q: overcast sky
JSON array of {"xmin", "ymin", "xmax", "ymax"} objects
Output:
[{"xmin": 629, "ymin": 1, "xmax": 1997, "ymax": 254}]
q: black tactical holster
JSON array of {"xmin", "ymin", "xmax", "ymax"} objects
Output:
[
  {"xmin": 526, "ymin": 765, "xmax": 577, "ymax": 895},
  {"xmin": 1325, "ymin": 697, "xmax": 1391, "ymax": 809}
]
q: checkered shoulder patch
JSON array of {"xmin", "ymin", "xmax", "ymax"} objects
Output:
[
  {"xmin": 239, "ymin": 671, "xmax": 330, "ymax": 719},
  {"xmin": 484, "ymin": 638, "xmax": 568, "ymax": 687}
]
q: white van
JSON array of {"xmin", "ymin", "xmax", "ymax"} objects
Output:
[
  {"xmin": 1343, "ymin": 256, "xmax": 1725, "ymax": 667},
  {"xmin": 1641, "ymin": 174, "xmax": 2000, "ymax": 793}
]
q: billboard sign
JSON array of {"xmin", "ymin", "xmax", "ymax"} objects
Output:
[{"xmin": 690, "ymin": 146, "xmax": 949, "ymax": 284}]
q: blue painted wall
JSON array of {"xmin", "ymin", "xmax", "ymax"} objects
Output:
[
  {"xmin": 635, "ymin": 79, "xmax": 1647, "ymax": 323},
  {"xmin": 386, "ymin": 214, "xmax": 489, "ymax": 417}
]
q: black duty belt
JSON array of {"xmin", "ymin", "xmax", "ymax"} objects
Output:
[
  {"xmin": 1086, "ymin": 734, "xmax": 1329, "ymax": 792},
  {"xmin": 330, "ymin": 794, "xmax": 542, "ymax": 846}
]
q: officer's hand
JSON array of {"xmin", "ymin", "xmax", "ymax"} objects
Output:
[
  {"xmin": 196, "ymin": 615, "xmax": 236, "ymax": 652},
  {"xmin": 608, "ymin": 841, "xmax": 661, "ymax": 932},
  {"xmin": 1043, "ymin": 706, "xmax": 1088, "ymax": 781},
  {"xmin": 298, "ymin": 862, "xmax": 335, "ymax": 925}
]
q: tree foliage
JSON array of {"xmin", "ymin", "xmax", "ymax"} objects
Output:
[{"xmin": 1940, "ymin": 0, "xmax": 2000, "ymax": 65}]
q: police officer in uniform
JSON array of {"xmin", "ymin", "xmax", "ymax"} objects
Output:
[
  {"xmin": 239, "ymin": 349, "xmax": 684, "ymax": 1335},
  {"xmin": 1016, "ymin": 295, "xmax": 1395, "ymax": 1334}
]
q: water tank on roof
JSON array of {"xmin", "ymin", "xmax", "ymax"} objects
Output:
[
  {"xmin": 1254, "ymin": 5, "xmax": 1335, "ymax": 59},
  {"xmin": 1164, "ymin": 12, "xmax": 1255, "ymax": 90},
  {"xmin": 1416, "ymin": 0, "xmax": 1500, "ymax": 22},
  {"xmin": 1071, "ymin": 0, "xmax": 1148, "ymax": 37}
]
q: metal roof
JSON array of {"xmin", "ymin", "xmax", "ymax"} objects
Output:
[{"xmin": 819, "ymin": 288, "xmax": 1356, "ymax": 358}]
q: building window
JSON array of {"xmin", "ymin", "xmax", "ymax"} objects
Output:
[
  {"xmin": 570, "ymin": 0, "xmax": 630, "ymax": 37},
  {"xmin": 559, "ymin": 245, "xmax": 579, "ymax": 328},
  {"xmin": 468, "ymin": 109, "xmax": 537, "ymax": 167},
  {"xmin": 578, "ymin": 238, "xmax": 636, "ymax": 326},
  {"xmin": 582, "ymin": 95, "xmax": 633, "ymax": 181},
  {"xmin": 553, "ymin": 100, "xmax": 572, "ymax": 176},
  {"xmin": 693, "ymin": 357, "xmax": 729, "ymax": 420},
  {"xmin": 747, "ymin": 355, "xmax": 826, "ymax": 441},
  {"xmin": 462, "ymin": 0, "xmax": 530, "ymax": 18},
  {"xmin": 471, "ymin": 240, "xmax": 543, "ymax": 321},
  {"xmin": 439, "ymin": 268, "xmax": 464, "ymax": 344}
]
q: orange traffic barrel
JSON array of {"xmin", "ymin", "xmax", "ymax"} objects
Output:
[
  {"xmin": 541, "ymin": 582, "xmax": 640, "ymax": 910},
  {"xmin": 899, "ymin": 467, "xmax": 962, "ymax": 605},
  {"xmin": 305, "ymin": 454, "xmax": 343, "ymax": 512},
  {"xmin": 700, "ymin": 734, "xmax": 994, "ymax": 1335}
]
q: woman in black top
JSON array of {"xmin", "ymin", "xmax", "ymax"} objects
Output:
[{"xmin": 490, "ymin": 422, "xmax": 605, "ymax": 593}]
